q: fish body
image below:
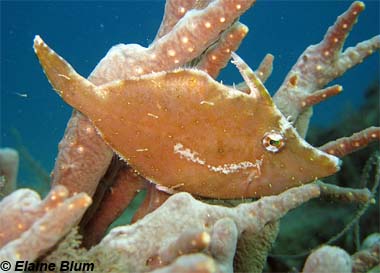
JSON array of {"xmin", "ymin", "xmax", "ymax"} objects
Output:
[{"xmin": 34, "ymin": 36, "xmax": 340, "ymax": 198}]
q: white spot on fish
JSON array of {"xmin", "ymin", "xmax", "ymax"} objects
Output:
[
  {"xmin": 136, "ymin": 148, "xmax": 149, "ymax": 152},
  {"xmin": 58, "ymin": 74, "xmax": 71, "ymax": 80},
  {"xmin": 147, "ymin": 113, "xmax": 159, "ymax": 119},
  {"xmin": 200, "ymin": 101, "xmax": 214, "ymax": 106}
]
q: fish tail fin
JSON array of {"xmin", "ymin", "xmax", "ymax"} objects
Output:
[{"xmin": 33, "ymin": 35, "xmax": 98, "ymax": 106}]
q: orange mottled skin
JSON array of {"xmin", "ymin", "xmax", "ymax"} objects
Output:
[{"xmin": 34, "ymin": 36, "xmax": 340, "ymax": 198}]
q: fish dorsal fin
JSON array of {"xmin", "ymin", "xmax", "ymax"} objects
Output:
[{"xmin": 231, "ymin": 52, "xmax": 273, "ymax": 105}]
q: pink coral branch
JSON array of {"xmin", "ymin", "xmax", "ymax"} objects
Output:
[
  {"xmin": 131, "ymin": 182, "xmax": 170, "ymax": 223},
  {"xmin": 196, "ymin": 22, "xmax": 249, "ymax": 78},
  {"xmin": 81, "ymin": 166, "xmax": 146, "ymax": 247},
  {"xmin": 352, "ymin": 241, "xmax": 380, "ymax": 273},
  {"xmin": 0, "ymin": 148, "xmax": 19, "ymax": 196},
  {"xmin": 340, "ymin": 35, "xmax": 380, "ymax": 69},
  {"xmin": 273, "ymin": 1, "xmax": 380, "ymax": 133},
  {"xmin": 149, "ymin": 254, "xmax": 217, "ymax": 273},
  {"xmin": 0, "ymin": 185, "xmax": 70, "ymax": 246},
  {"xmin": 0, "ymin": 186, "xmax": 91, "ymax": 263},
  {"xmin": 316, "ymin": 180, "xmax": 371, "ymax": 204},
  {"xmin": 90, "ymin": 0, "xmax": 256, "ymax": 84},
  {"xmin": 319, "ymin": 127, "xmax": 380, "ymax": 158},
  {"xmin": 155, "ymin": 0, "xmax": 199, "ymax": 40},
  {"xmin": 150, "ymin": 0, "xmax": 255, "ymax": 71},
  {"xmin": 149, "ymin": 218, "xmax": 238, "ymax": 273},
  {"xmin": 208, "ymin": 218, "xmax": 238, "ymax": 272},
  {"xmin": 302, "ymin": 246, "xmax": 352, "ymax": 273},
  {"xmin": 299, "ymin": 85, "xmax": 342, "ymax": 111},
  {"xmin": 254, "ymin": 53, "xmax": 274, "ymax": 84},
  {"xmin": 51, "ymin": 112, "xmax": 113, "ymax": 197},
  {"xmin": 147, "ymin": 230, "xmax": 211, "ymax": 268},
  {"xmin": 320, "ymin": 1, "xmax": 365, "ymax": 56},
  {"xmin": 97, "ymin": 184, "xmax": 320, "ymax": 272}
]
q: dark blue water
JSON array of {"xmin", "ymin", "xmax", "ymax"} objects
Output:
[{"xmin": 1, "ymin": 1, "xmax": 379, "ymax": 186}]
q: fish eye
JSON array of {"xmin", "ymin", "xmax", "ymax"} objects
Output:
[{"xmin": 262, "ymin": 131, "xmax": 285, "ymax": 153}]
